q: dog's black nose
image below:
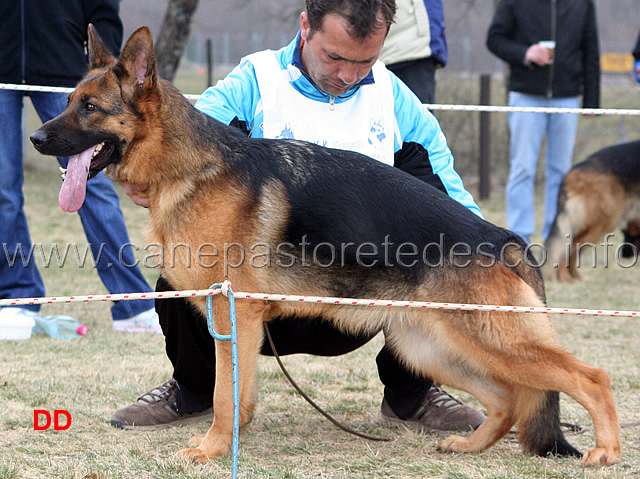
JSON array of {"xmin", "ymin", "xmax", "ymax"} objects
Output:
[{"xmin": 30, "ymin": 129, "xmax": 47, "ymax": 148}]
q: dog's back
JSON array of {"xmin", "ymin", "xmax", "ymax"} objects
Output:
[{"xmin": 574, "ymin": 140, "xmax": 640, "ymax": 181}]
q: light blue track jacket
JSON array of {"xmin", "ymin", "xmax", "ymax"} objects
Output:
[{"xmin": 195, "ymin": 31, "xmax": 481, "ymax": 217}]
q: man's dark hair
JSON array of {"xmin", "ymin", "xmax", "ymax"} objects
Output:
[{"xmin": 305, "ymin": 0, "xmax": 396, "ymax": 40}]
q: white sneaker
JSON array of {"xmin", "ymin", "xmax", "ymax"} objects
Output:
[
  {"xmin": 0, "ymin": 307, "xmax": 38, "ymax": 340},
  {"xmin": 113, "ymin": 308, "xmax": 162, "ymax": 334}
]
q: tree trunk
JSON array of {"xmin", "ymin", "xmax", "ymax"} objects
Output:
[{"xmin": 154, "ymin": 0, "xmax": 200, "ymax": 81}]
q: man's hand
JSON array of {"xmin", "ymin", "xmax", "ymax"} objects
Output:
[
  {"xmin": 120, "ymin": 181, "xmax": 151, "ymax": 208},
  {"xmin": 525, "ymin": 43, "xmax": 553, "ymax": 67}
]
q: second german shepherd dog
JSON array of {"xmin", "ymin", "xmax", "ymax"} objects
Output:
[
  {"xmin": 544, "ymin": 140, "xmax": 640, "ymax": 282},
  {"xmin": 30, "ymin": 26, "xmax": 620, "ymax": 466}
]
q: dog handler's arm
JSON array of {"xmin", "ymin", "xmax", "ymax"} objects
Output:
[
  {"xmin": 195, "ymin": 59, "xmax": 261, "ymax": 134},
  {"xmin": 390, "ymin": 76, "xmax": 483, "ymax": 219},
  {"xmin": 120, "ymin": 181, "xmax": 150, "ymax": 208}
]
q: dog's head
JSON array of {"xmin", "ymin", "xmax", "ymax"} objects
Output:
[{"xmin": 30, "ymin": 25, "xmax": 158, "ymax": 212}]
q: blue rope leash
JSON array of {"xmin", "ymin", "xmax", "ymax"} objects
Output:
[{"xmin": 206, "ymin": 282, "xmax": 240, "ymax": 479}]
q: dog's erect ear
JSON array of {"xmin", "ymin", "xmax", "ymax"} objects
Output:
[
  {"xmin": 115, "ymin": 26, "xmax": 157, "ymax": 98},
  {"xmin": 87, "ymin": 24, "xmax": 116, "ymax": 70}
]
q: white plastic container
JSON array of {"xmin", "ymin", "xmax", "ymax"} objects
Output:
[{"xmin": 0, "ymin": 315, "xmax": 35, "ymax": 340}]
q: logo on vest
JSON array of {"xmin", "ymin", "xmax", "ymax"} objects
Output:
[
  {"xmin": 276, "ymin": 123, "xmax": 295, "ymax": 139},
  {"xmin": 367, "ymin": 117, "xmax": 386, "ymax": 150}
]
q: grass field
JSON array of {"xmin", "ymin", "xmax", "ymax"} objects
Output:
[{"xmin": 0, "ymin": 75, "xmax": 639, "ymax": 478}]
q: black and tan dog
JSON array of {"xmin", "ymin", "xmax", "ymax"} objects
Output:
[
  {"xmin": 544, "ymin": 140, "xmax": 640, "ymax": 282},
  {"xmin": 30, "ymin": 26, "xmax": 620, "ymax": 466}
]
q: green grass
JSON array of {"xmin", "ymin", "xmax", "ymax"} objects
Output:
[{"xmin": 1, "ymin": 74, "xmax": 639, "ymax": 478}]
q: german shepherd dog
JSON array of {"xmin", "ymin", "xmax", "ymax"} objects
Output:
[
  {"xmin": 30, "ymin": 26, "xmax": 620, "ymax": 466},
  {"xmin": 544, "ymin": 140, "xmax": 640, "ymax": 282}
]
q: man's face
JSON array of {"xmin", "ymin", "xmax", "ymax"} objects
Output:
[{"xmin": 300, "ymin": 12, "xmax": 387, "ymax": 96}]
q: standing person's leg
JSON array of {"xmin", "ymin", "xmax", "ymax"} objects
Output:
[
  {"xmin": 542, "ymin": 97, "xmax": 580, "ymax": 240},
  {"xmin": 506, "ymin": 93, "xmax": 548, "ymax": 243},
  {"xmin": 386, "ymin": 58, "xmax": 437, "ymax": 105},
  {"xmin": 0, "ymin": 90, "xmax": 45, "ymax": 312},
  {"xmin": 30, "ymin": 91, "xmax": 156, "ymax": 327},
  {"xmin": 76, "ymin": 172, "xmax": 156, "ymax": 323}
]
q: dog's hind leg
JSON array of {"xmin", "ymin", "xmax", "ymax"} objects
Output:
[
  {"xmin": 497, "ymin": 348, "xmax": 620, "ymax": 466},
  {"xmin": 178, "ymin": 299, "xmax": 265, "ymax": 463},
  {"xmin": 551, "ymin": 359, "xmax": 619, "ymax": 466},
  {"xmin": 428, "ymin": 376, "xmax": 570, "ymax": 458},
  {"xmin": 398, "ymin": 316, "xmax": 618, "ymax": 464},
  {"xmin": 387, "ymin": 330, "xmax": 519, "ymax": 454},
  {"xmin": 436, "ymin": 353, "xmax": 619, "ymax": 466},
  {"xmin": 434, "ymin": 381, "xmax": 575, "ymax": 457}
]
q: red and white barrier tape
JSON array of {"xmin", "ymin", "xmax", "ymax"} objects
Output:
[
  {"xmin": 0, "ymin": 82, "xmax": 201, "ymax": 101},
  {"xmin": 425, "ymin": 103, "xmax": 640, "ymax": 116},
  {"xmin": 0, "ymin": 288, "xmax": 221, "ymax": 307},
  {"xmin": 1, "ymin": 287, "xmax": 639, "ymax": 318},
  {"xmin": 0, "ymin": 83, "xmax": 75, "ymax": 94},
  {"xmin": 4, "ymin": 82, "xmax": 640, "ymax": 115}
]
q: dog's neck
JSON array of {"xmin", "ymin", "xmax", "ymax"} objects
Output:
[{"xmin": 113, "ymin": 80, "xmax": 227, "ymax": 199}]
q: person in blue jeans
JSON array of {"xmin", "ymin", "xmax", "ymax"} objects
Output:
[
  {"xmin": 486, "ymin": 0, "xmax": 600, "ymax": 244},
  {"xmin": 0, "ymin": 0, "xmax": 158, "ymax": 333}
]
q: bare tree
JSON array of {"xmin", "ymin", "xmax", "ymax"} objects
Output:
[{"xmin": 154, "ymin": 0, "xmax": 200, "ymax": 81}]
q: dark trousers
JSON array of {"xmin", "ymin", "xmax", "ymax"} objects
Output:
[
  {"xmin": 386, "ymin": 57, "xmax": 437, "ymax": 105},
  {"xmin": 155, "ymin": 276, "xmax": 432, "ymax": 418}
]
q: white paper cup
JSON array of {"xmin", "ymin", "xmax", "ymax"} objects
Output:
[{"xmin": 539, "ymin": 41, "xmax": 556, "ymax": 62}]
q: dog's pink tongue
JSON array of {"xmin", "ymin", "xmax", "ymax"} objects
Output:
[{"xmin": 58, "ymin": 145, "xmax": 95, "ymax": 213}]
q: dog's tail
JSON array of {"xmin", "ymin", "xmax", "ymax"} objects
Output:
[{"xmin": 518, "ymin": 390, "xmax": 581, "ymax": 458}]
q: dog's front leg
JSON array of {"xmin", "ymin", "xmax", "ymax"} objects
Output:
[{"xmin": 178, "ymin": 300, "xmax": 264, "ymax": 463}]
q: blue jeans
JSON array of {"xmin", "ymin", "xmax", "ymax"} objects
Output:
[
  {"xmin": 506, "ymin": 92, "xmax": 579, "ymax": 243},
  {"xmin": 0, "ymin": 90, "xmax": 153, "ymax": 319}
]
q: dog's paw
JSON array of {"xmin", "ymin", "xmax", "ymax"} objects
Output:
[
  {"xmin": 178, "ymin": 447, "xmax": 213, "ymax": 464},
  {"xmin": 187, "ymin": 434, "xmax": 205, "ymax": 447},
  {"xmin": 581, "ymin": 447, "xmax": 620, "ymax": 467},
  {"xmin": 436, "ymin": 435, "xmax": 473, "ymax": 453},
  {"xmin": 177, "ymin": 437, "xmax": 231, "ymax": 464}
]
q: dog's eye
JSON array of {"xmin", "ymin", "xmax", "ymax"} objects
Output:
[{"xmin": 86, "ymin": 103, "xmax": 96, "ymax": 112}]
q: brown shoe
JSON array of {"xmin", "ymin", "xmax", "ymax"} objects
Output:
[
  {"xmin": 110, "ymin": 379, "xmax": 213, "ymax": 430},
  {"xmin": 380, "ymin": 384, "xmax": 485, "ymax": 432}
]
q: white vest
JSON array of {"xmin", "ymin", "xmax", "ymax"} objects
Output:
[{"xmin": 246, "ymin": 50, "xmax": 396, "ymax": 166}]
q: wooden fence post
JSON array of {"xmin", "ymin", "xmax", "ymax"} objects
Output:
[{"xmin": 479, "ymin": 74, "xmax": 491, "ymax": 200}]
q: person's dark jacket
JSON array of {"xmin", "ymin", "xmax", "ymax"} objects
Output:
[
  {"xmin": 0, "ymin": 0, "xmax": 122, "ymax": 87},
  {"xmin": 486, "ymin": 0, "xmax": 600, "ymax": 108},
  {"xmin": 633, "ymin": 31, "xmax": 640, "ymax": 61}
]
